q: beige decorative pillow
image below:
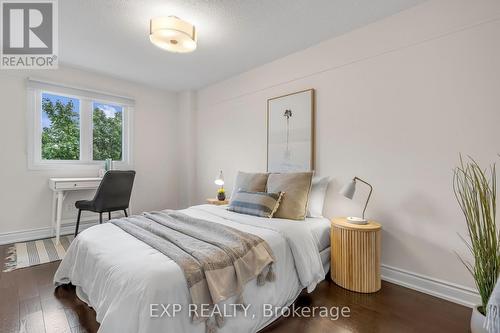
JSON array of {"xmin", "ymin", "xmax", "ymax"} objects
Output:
[
  {"xmin": 230, "ymin": 171, "xmax": 269, "ymax": 200},
  {"xmin": 267, "ymin": 172, "xmax": 314, "ymax": 220}
]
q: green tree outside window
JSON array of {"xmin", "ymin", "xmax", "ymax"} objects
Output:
[
  {"xmin": 92, "ymin": 103, "xmax": 123, "ymax": 161},
  {"xmin": 41, "ymin": 94, "xmax": 80, "ymax": 160},
  {"xmin": 40, "ymin": 94, "xmax": 123, "ymax": 162}
]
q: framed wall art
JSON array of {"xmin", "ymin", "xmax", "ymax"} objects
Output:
[{"xmin": 267, "ymin": 89, "xmax": 315, "ymax": 172}]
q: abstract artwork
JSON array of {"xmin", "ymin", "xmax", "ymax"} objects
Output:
[{"xmin": 267, "ymin": 89, "xmax": 314, "ymax": 172}]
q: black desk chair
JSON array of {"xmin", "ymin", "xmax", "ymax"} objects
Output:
[{"xmin": 74, "ymin": 170, "xmax": 136, "ymax": 236}]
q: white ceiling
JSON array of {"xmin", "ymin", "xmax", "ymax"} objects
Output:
[{"xmin": 60, "ymin": 0, "xmax": 427, "ymax": 91}]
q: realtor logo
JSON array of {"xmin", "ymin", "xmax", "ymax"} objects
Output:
[{"xmin": 1, "ymin": 0, "xmax": 58, "ymax": 69}]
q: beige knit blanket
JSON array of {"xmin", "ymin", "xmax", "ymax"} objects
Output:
[{"xmin": 111, "ymin": 210, "xmax": 275, "ymax": 332}]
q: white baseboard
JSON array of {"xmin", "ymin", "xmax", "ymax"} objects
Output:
[
  {"xmin": 0, "ymin": 216, "xmax": 98, "ymax": 245},
  {"xmin": 381, "ymin": 264, "xmax": 480, "ymax": 308}
]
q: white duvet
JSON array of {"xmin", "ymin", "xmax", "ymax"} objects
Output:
[{"xmin": 54, "ymin": 205, "xmax": 328, "ymax": 333}]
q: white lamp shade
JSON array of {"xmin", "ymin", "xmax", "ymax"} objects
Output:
[
  {"xmin": 339, "ymin": 180, "xmax": 356, "ymax": 199},
  {"xmin": 214, "ymin": 170, "xmax": 224, "ymax": 186},
  {"xmin": 150, "ymin": 16, "xmax": 197, "ymax": 53}
]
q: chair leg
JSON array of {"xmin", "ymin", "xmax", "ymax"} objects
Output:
[
  {"xmin": 74, "ymin": 210, "xmax": 82, "ymax": 237},
  {"xmin": 108, "ymin": 212, "xmax": 111, "ymax": 221},
  {"xmin": 99, "ymin": 213, "xmax": 103, "ymax": 224},
  {"xmin": 123, "ymin": 209, "xmax": 128, "ymax": 217}
]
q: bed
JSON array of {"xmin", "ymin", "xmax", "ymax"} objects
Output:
[{"xmin": 54, "ymin": 204, "xmax": 331, "ymax": 333}]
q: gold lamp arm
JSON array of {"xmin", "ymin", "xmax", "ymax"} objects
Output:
[{"xmin": 353, "ymin": 177, "xmax": 373, "ymax": 220}]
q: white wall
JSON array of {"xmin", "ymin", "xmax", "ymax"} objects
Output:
[
  {"xmin": 0, "ymin": 66, "xmax": 180, "ymax": 239},
  {"xmin": 193, "ymin": 0, "xmax": 500, "ymax": 298},
  {"xmin": 177, "ymin": 91, "xmax": 197, "ymax": 208}
]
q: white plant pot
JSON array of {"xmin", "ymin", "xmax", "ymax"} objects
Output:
[{"xmin": 471, "ymin": 305, "xmax": 487, "ymax": 333}]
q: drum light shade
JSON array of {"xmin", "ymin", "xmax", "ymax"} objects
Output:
[{"xmin": 149, "ymin": 16, "xmax": 197, "ymax": 53}]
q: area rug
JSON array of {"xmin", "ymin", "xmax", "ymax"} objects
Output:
[{"xmin": 3, "ymin": 235, "xmax": 74, "ymax": 272}]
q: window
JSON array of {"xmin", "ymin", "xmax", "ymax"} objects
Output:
[
  {"xmin": 41, "ymin": 93, "xmax": 81, "ymax": 160},
  {"xmin": 92, "ymin": 102, "xmax": 123, "ymax": 161},
  {"xmin": 27, "ymin": 79, "xmax": 133, "ymax": 169}
]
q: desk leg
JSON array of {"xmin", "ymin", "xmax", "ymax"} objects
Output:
[
  {"xmin": 55, "ymin": 191, "xmax": 64, "ymax": 245},
  {"xmin": 51, "ymin": 191, "xmax": 57, "ymax": 236}
]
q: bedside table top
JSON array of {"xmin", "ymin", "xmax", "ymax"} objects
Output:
[
  {"xmin": 331, "ymin": 217, "xmax": 381, "ymax": 231},
  {"xmin": 207, "ymin": 198, "xmax": 229, "ymax": 205}
]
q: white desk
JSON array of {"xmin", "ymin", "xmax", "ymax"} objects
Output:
[{"xmin": 49, "ymin": 177, "xmax": 102, "ymax": 244}]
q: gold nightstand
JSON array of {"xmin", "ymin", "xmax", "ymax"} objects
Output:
[
  {"xmin": 331, "ymin": 217, "xmax": 382, "ymax": 293},
  {"xmin": 206, "ymin": 198, "xmax": 229, "ymax": 205}
]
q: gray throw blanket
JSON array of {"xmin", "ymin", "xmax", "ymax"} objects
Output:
[
  {"xmin": 111, "ymin": 210, "xmax": 275, "ymax": 332},
  {"xmin": 486, "ymin": 278, "xmax": 500, "ymax": 332}
]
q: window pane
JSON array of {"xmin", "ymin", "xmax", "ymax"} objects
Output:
[
  {"xmin": 93, "ymin": 102, "xmax": 123, "ymax": 161},
  {"xmin": 41, "ymin": 93, "xmax": 80, "ymax": 160}
]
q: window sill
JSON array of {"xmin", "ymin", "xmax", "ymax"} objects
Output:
[{"xmin": 28, "ymin": 161, "xmax": 133, "ymax": 171}]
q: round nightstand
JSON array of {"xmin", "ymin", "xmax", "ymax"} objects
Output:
[
  {"xmin": 331, "ymin": 217, "xmax": 382, "ymax": 293},
  {"xmin": 206, "ymin": 198, "xmax": 229, "ymax": 205}
]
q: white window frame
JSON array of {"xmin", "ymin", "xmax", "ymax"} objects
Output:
[{"xmin": 27, "ymin": 78, "xmax": 134, "ymax": 170}]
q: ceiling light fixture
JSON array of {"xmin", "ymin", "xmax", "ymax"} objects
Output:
[{"xmin": 149, "ymin": 16, "xmax": 197, "ymax": 53}]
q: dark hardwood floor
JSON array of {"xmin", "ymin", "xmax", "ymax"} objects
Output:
[{"xmin": 0, "ymin": 243, "xmax": 471, "ymax": 333}]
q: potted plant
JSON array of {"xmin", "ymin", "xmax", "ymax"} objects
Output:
[
  {"xmin": 217, "ymin": 188, "xmax": 226, "ymax": 201},
  {"xmin": 453, "ymin": 157, "xmax": 499, "ymax": 333}
]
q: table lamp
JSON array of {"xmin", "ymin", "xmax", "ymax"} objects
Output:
[
  {"xmin": 339, "ymin": 176, "xmax": 373, "ymax": 225},
  {"xmin": 214, "ymin": 170, "xmax": 225, "ymax": 201}
]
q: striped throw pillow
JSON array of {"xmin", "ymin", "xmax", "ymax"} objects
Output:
[{"xmin": 228, "ymin": 190, "xmax": 283, "ymax": 218}]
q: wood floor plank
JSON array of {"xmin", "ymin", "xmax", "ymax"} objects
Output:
[
  {"xmin": 41, "ymin": 295, "xmax": 72, "ymax": 333},
  {"xmin": 70, "ymin": 326, "xmax": 89, "ymax": 333},
  {"xmin": 64, "ymin": 307, "xmax": 80, "ymax": 328},
  {"xmin": 53, "ymin": 285, "xmax": 99, "ymax": 333},
  {"xmin": 0, "ymin": 286, "xmax": 20, "ymax": 333},
  {"xmin": 19, "ymin": 296, "xmax": 45, "ymax": 333},
  {"xmin": 42, "ymin": 310, "xmax": 72, "ymax": 333},
  {"xmin": 17, "ymin": 268, "xmax": 40, "ymax": 301},
  {"xmin": 34, "ymin": 262, "xmax": 61, "ymax": 287}
]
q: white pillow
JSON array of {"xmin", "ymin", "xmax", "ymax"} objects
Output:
[{"xmin": 307, "ymin": 176, "xmax": 330, "ymax": 217}]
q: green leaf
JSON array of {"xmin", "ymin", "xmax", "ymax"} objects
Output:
[{"xmin": 453, "ymin": 155, "xmax": 499, "ymax": 313}]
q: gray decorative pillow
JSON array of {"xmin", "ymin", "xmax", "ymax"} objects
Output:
[
  {"xmin": 228, "ymin": 190, "xmax": 283, "ymax": 218},
  {"xmin": 230, "ymin": 171, "xmax": 269, "ymax": 200},
  {"xmin": 267, "ymin": 172, "xmax": 314, "ymax": 220}
]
